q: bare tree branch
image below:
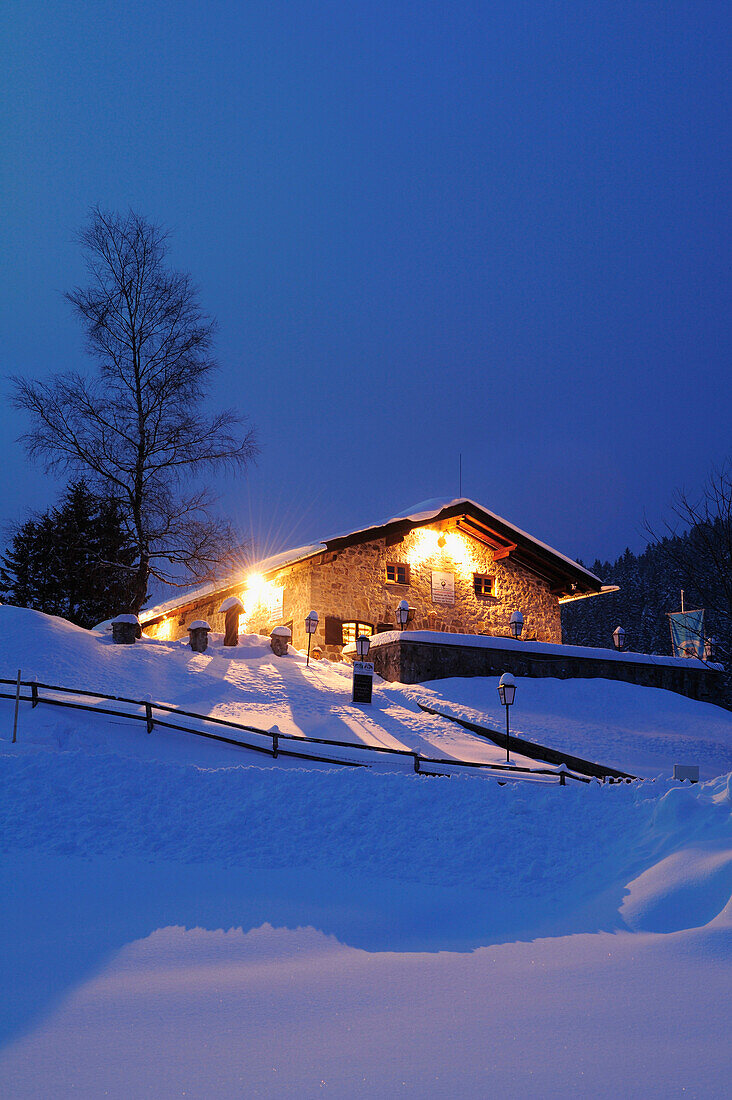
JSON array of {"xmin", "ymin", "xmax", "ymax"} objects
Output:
[{"xmin": 12, "ymin": 206, "xmax": 258, "ymax": 612}]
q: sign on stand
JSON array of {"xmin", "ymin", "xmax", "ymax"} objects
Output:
[{"xmin": 352, "ymin": 661, "xmax": 374, "ymax": 704}]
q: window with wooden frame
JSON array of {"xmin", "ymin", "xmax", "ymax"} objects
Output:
[
  {"xmin": 386, "ymin": 562, "xmax": 410, "ymax": 585},
  {"xmin": 342, "ymin": 621, "xmax": 374, "ymax": 646},
  {"xmin": 473, "ymin": 573, "xmax": 496, "ymax": 598}
]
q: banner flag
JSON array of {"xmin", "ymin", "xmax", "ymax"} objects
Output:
[{"xmin": 668, "ymin": 609, "xmax": 705, "ymax": 658}]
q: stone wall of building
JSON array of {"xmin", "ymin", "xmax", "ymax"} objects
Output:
[
  {"xmin": 306, "ymin": 525, "xmax": 561, "ymax": 659},
  {"xmin": 143, "ymin": 523, "xmax": 562, "ymax": 658}
]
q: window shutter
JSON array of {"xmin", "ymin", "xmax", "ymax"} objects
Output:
[{"xmin": 324, "ymin": 616, "xmax": 344, "ymax": 645}]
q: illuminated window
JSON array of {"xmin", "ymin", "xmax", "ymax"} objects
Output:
[
  {"xmin": 386, "ymin": 562, "xmax": 410, "ymax": 585},
  {"xmin": 342, "ymin": 621, "xmax": 374, "ymax": 646},
  {"xmin": 473, "ymin": 574, "xmax": 495, "ymax": 598}
]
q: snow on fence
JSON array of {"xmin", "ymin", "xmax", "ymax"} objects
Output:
[{"xmin": 0, "ymin": 675, "xmax": 594, "ymax": 786}]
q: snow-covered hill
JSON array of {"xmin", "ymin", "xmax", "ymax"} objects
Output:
[{"xmin": 0, "ymin": 605, "xmax": 730, "ymax": 1097}]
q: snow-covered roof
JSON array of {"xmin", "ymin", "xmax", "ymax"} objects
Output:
[
  {"xmin": 325, "ymin": 498, "xmax": 602, "ymax": 585},
  {"xmin": 141, "ymin": 497, "xmax": 600, "ymax": 623},
  {"xmin": 140, "ymin": 542, "xmax": 324, "ymax": 623}
]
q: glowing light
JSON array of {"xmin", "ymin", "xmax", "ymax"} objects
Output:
[
  {"xmin": 238, "ymin": 573, "xmax": 283, "ymax": 632},
  {"xmin": 156, "ymin": 617, "xmax": 175, "ymax": 641},
  {"xmin": 405, "ymin": 527, "xmax": 479, "ymax": 574}
]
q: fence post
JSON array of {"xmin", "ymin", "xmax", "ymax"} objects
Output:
[
  {"xmin": 30, "ymin": 678, "xmax": 39, "ymax": 709},
  {"xmin": 413, "ymin": 754, "xmax": 420, "ymax": 774},
  {"xmin": 144, "ymin": 700, "xmax": 154, "ymax": 734},
  {"xmin": 12, "ymin": 669, "xmax": 21, "ymax": 743},
  {"xmin": 272, "ymin": 731, "xmax": 279, "ymax": 758},
  {"xmin": 560, "ymin": 771, "xmax": 566, "ymax": 786}
]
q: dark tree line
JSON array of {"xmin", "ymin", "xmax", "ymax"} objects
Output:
[
  {"xmin": 562, "ymin": 522, "xmax": 730, "ymax": 670},
  {"xmin": 0, "ymin": 481, "xmax": 137, "ymax": 628}
]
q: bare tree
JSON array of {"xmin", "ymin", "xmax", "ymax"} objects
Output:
[
  {"xmin": 12, "ymin": 207, "xmax": 258, "ymax": 613},
  {"xmin": 644, "ymin": 461, "xmax": 732, "ymax": 663}
]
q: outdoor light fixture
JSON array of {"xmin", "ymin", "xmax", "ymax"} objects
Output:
[
  {"xmin": 437, "ymin": 533, "xmax": 446, "ymax": 549},
  {"xmin": 704, "ymin": 636, "xmax": 717, "ymax": 662},
  {"xmin": 305, "ymin": 610, "xmax": 319, "ymax": 667},
  {"xmin": 509, "ymin": 611, "xmax": 524, "ymax": 639},
  {"xmin": 396, "ymin": 599, "xmax": 410, "ymax": 630},
  {"xmin": 497, "ymin": 672, "xmax": 516, "ymax": 764},
  {"xmin": 612, "ymin": 625, "xmax": 626, "ymax": 651},
  {"xmin": 356, "ymin": 634, "xmax": 371, "ymax": 661}
]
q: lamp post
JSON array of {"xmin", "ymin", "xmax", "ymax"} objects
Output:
[
  {"xmin": 509, "ymin": 611, "xmax": 524, "ymax": 639},
  {"xmin": 356, "ymin": 634, "xmax": 371, "ymax": 662},
  {"xmin": 305, "ymin": 610, "xmax": 319, "ymax": 666},
  {"xmin": 396, "ymin": 599, "xmax": 410, "ymax": 631},
  {"xmin": 612, "ymin": 625, "xmax": 626, "ymax": 652},
  {"xmin": 497, "ymin": 672, "xmax": 516, "ymax": 764}
]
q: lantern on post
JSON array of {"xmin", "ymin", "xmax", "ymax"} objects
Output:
[
  {"xmin": 356, "ymin": 633, "xmax": 371, "ymax": 661},
  {"xmin": 612, "ymin": 625, "xmax": 626, "ymax": 651},
  {"xmin": 396, "ymin": 600, "xmax": 410, "ymax": 630},
  {"xmin": 509, "ymin": 611, "xmax": 524, "ymax": 639},
  {"xmin": 497, "ymin": 672, "xmax": 517, "ymax": 764},
  {"xmin": 305, "ymin": 610, "xmax": 319, "ymax": 666}
]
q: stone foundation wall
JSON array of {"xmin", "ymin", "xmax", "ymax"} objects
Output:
[{"xmin": 371, "ymin": 636, "xmax": 727, "ymax": 707}]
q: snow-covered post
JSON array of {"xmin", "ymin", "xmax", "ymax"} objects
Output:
[
  {"xmin": 188, "ymin": 620, "xmax": 211, "ymax": 653},
  {"xmin": 142, "ymin": 694, "xmax": 154, "ymax": 734},
  {"xmin": 112, "ymin": 614, "xmax": 140, "ymax": 644},
  {"xmin": 218, "ymin": 597, "xmax": 245, "ymax": 647},
  {"xmin": 12, "ymin": 669, "xmax": 21, "ymax": 744},
  {"xmin": 270, "ymin": 626, "xmax": 291, "ymax": 657}
]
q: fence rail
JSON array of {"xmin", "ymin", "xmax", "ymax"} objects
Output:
[{"xmin": 0, "ymin": 676, "xmax": 591, "ymax": 785}]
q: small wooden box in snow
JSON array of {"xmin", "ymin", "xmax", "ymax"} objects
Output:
[{"xmin": 188, "ymin": 620, "xmax": 211, "ymax": 653}]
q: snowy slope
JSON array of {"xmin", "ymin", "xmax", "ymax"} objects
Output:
[
  {"xmin": 1, "ymin": 605, "xmax": 731, "ymax": 1097},
  {"xmin": 389, "ymin": 675, "xmax": 732, "ymax": 779},
  {"xmin": 2, "ymin": 605, "xmax": 730, "ymax": 778}
]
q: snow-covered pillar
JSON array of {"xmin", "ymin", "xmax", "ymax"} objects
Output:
[
  {"xmin": 218, "ymin": 596, "xmax": 245, "ymax": 647},
  {"xmin": 188, "ymin": 620, "xmax": 211, "ymax": 653},
  {"xmin": 270, "ymin": 626, "xmax": 291, "ymax": 656},
  {"xmin": 112, "ymin": 614, "xmax": 141, "ymax": 644}
]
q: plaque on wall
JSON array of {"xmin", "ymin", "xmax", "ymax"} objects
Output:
[
  {"xmin": 267, "ymin": 586, "xmax": 284, "ymax": 621},
  {"xmin": 431, "ymin": 570, "xmax": 455, "ymax": 606}
]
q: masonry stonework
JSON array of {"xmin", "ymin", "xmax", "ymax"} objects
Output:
[{"xmin": 144, "ymin": 523, "xmax": 562, "ymax": 660}]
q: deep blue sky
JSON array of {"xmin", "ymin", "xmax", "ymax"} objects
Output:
[{"xmin": 2, "ymin": 0, "xmax": 730, "ymax": 570}]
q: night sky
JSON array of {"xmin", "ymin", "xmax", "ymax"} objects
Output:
[{"xmin": 3, "ymin": 0, "xmax": 730, "ymax": 572}]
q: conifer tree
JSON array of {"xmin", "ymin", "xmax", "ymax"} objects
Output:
[{"xmin": 0, "ymin": 481, "xmax": 137, "ymax": 628}]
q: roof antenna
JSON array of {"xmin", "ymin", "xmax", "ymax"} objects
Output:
[{"xmin": 459, "ymin": 453, "xmax": 462, "ymax": 498}]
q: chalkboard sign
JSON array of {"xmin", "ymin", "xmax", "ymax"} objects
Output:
[{"xmin": 352, "ymin": 662, "xmax": 374, "ymax": 704}]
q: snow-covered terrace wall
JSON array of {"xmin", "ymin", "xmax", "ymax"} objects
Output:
[{"xmin": 370, "ymin": 631, "xmax": 727, "ymax": 706}]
